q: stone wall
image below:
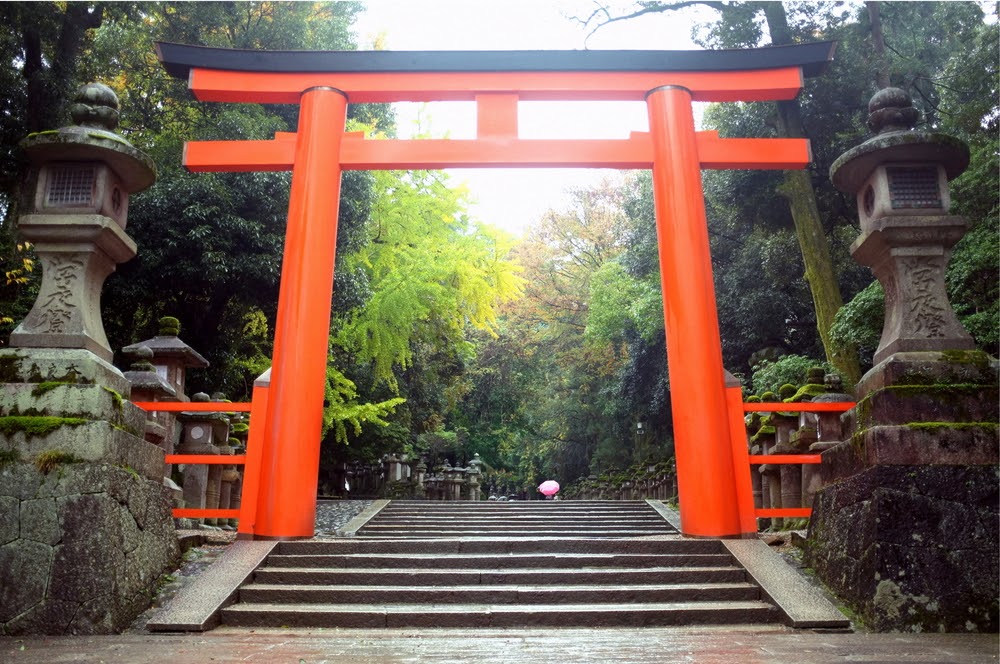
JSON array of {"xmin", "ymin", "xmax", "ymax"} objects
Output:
[
  {"xmin": 806, "ymin": 464, "xmax": 997, "ymax": 632},
  {"xmin": 0, "ymin": 461, "xmax": 178, "ymax": 634},
  {"xmin": 0, "ymin": 349, "xmax": 180, "ymax": 634}
]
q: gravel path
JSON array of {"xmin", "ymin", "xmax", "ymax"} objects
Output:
[{"xmin": 315, "ymin": 498, "xmax": 374, "ymax": 536}]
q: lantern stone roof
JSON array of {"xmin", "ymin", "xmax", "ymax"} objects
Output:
[
  {"xmin": 20, "ymin": 83, "xmax": 156, "ymax": 192},
  {"xmin": 122, "ymin": 335, "xmax": 209, "ymax": 369},
  {"xmin": 830, "ymin": 87, "xmax": 969, "ymax": 193}
]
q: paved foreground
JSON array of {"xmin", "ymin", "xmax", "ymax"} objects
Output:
[{"xmin": 2, "ymin": 627, "xmax": 997, "ymax": 663}]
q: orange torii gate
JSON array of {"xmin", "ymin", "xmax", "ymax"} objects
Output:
[{"xmin": 156, "ymin": 41, "xmax": 836, "ymax": 540}]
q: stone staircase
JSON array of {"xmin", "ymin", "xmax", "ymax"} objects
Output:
[
  {"xmin": 219, "ymin": 500, "xmax": 789, "ymax": 628},
  {"xmin": 354, "ymin": 499, "xmax": 679, "ymax": 539}
]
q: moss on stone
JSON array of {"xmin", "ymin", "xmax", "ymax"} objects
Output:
[
  {"xmin": 904, "ymin": 421, "xmax": 999, "ymax": 433},
  {"xmin": 0, "ymin": 415, "xmax": 89, "ymax": 438},
  {"xmin": 0, "ymin": 354, "xmax": 27, "ymax": 383},
  {"xmin": 940, "ymin": 349, "xmax": 993, "ymax": 370},
  {"xmin": 778, "ymin": 384, "xmax": 797, "ymax": 400},
  {"xmin": 115, "ymin": 463, "xmax": 140, "ymax": 480},
  {"xmin": 30, "ymin": 381, "xmax": 74, "ymax": 398},
  {"xmin": 102, "ymin": 386, "xmax": 124, "ymax": 411},
  {"xmin": 158, "ymin": 316, "xmax": 181, "ymax": 336},
  {"xmin": 787, "ymin": 383, "xmax": 827, "ymax": 402},
  {"xmin": 0, "ymin": 447, "xmax": 20, "ymax": 467},
  {"xmin": 35, "ymin": 449, "xmax": 81, "ymax": 474},
  {"xmin": 854, "ymin": 383, "xmax": 997, "ymax": 429},
  {"xmin": 750, "ymin": 425, "xmax": 776, "ymax": 443}
]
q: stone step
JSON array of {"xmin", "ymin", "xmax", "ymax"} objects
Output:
[
  {"xmin": 238, "ymin": 582, "xmax": 762, "ymax": 605},
  {"xmin": 382, "ymin": 508, "xmax": 655, "ymax": 516},
  {"xmin": 368, "ymin": 515, "xmax": 667, "ymax": 523},
  {"xmin": 263, "ymin": 552, "xmax": 733, "ymax": 569},
  {"xmin": 252, "ymin": 565, "xmax": 748, "ymax": 586},
  {"xmin": 359, "ymin": 523, "xmax": 673, "ymax": 533},
  {"xmin": 150, "ymin": 502, "xmax": 851, "ymax": 633},
  {"xmin": 354, "ymin": 529, "xmax": 673, "ymax": 538},
  {"xmin": 221, "ymin": 600, "xmax": 781, "ymax": 628},
  {"xmin": 278, "ymin": 538, "xmax": 713, "ymax": 555},
  {"xmin": 375, "ymin": 509, "xmax": 660, "ymax": 518},
  {"xmin": 377, "ymin": 504, "xmax": 658, "ymax": 511},
  {"xmin": 383, "ymin": 500, "xmax": 651, "ymax": 506}
]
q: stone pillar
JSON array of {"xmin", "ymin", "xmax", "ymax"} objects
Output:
[
  {"xmin": 449, "ymin": 466, "xmax": 465, "ymax": 501},
  {"xmin": 759, "ymin": 464, "xmax": 782, "ymax": 530},
  {"xmin": 217, "ymin": 443, "xmax": 238, "ymax": 531},
  {"xmin": 412, "ymin": 458, "xmax": 427, "ymax": 498},
  {"xmin": 467, "ymin": 454, "xmax": 482, "ymax": 501},
  {"xmin": 803, "ymin": 374, "xmax": 852, "ymax": 507},
  {"xmin": 806, "ymin": 88, "xmax": 999, "ymax": 632},
  {"xmin": 226, "ymin": 464, "xmax": 243, "ymax": 529},
  {"xmin": 0, "ymin": 84, "xmax": 177, "ymax": 635},
  {"xmin": 175, "ymin": 395, "xmax": 224, "ymax": 528}
]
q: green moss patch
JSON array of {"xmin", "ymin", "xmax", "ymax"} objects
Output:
[
  {"xmin": 31, "ymin": 381, "xmax": 74, "ymax": 398},
  {"xmin": 0, "ymin": 416, "xmax": 89, "ymax": 438},
  {"xmin": 905, "ymin": 422, "xmax": 999, "ymax": 433},
  {"xmin": 35, "ymin": 449, "xmax": 81, "ymax": 474},
  {"xmin": 102, "ymin": 386, "xmax": 124, "ymax": 411},
  {"xmin": 787, "ymin": 383, "xmax": 827, "ymax": 402},
  {"xmin": 0, "ymin": 447, "xmax": 20, "ymax": 467}
]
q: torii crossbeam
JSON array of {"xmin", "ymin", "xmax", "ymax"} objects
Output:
[{"xmin": 157, "ymin": 41, "xmax": 836, "ymax": 540}]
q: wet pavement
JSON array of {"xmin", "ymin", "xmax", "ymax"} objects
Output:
[{"xmin": 2, "ymin": 626, "xmax": 997, "ymax": 663}]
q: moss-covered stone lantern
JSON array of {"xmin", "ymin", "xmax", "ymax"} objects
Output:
[
  {"xmin": 9, "ymin": 83, "xmax": 155, "ymax": 362},
  {"xmin": 830, "ymin": 87, "xmax": 975, "ymax": 365}
]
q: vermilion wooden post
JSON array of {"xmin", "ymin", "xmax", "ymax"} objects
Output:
[
  {"xmin": 254, "ymin": 87, "xmax": 348, "ymax": 539},
  {"xmin": 236, "ymin": 369, "xmax": 271, "ymax": 539},
  {"xmin": 646, "ymin": 85, "xmax": 746, "ymax": 537},
  {"xmin": 726, "ymin": 382, "xmax": 759, "ymax": 534}
]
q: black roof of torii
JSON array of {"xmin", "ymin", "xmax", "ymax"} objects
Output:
[{"xmin": 155, "ymin": 40, "xmax": 837, "ymax": 80}]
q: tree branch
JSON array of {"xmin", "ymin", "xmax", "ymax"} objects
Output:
[{"xmin": 575, "ymin": 1, "xmax": 727, "ymax": 47}]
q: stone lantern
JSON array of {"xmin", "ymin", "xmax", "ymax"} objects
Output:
[
  {"xmin": 806, "ymin": 87, "xmax": 999, "ymax": 633},
  {"xmin": 9, "ymin": 83, "xmax": 155, "ymax": 361},
  {"xmin": 0, "ymin": 83, "xmax": 179, "ymax": 635},
  {"xmin": 830, "ymin": 87, "xmax": 975, "ymax": 365},
  {"xmin": 122, "ymin": 316, "xmax": 209, "ymax": 401}
]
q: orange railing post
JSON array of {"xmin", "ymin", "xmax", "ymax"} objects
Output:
[
  {"xmin": 254, "ymin": 87, "xmax": 348, "ymax": 539},
  {"xmin": 743, "ymin": 401, "xmax": 855, "ymax": 523},
  {"xmin": 236, "ymin": 369, "xmax": 271, "ymax": 539},
  {"xmin": 646, "ymin": 85, "xmax": 744, "ymax": 537},
  {"xmin": 726, "ymin": 381, "xmax": 759, "ymax": 535}
]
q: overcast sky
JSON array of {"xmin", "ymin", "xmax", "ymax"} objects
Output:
[{"xmin": 353, "ymin": 1, "xmax": 708, "ymax": 236}]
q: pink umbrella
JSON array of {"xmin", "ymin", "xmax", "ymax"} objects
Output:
[{"xmin": 538, "ymin": 480, "xmax": 560, "ymax": 496}]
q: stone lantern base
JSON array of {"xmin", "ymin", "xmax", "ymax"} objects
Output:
[
  {"xmin": 804, "ymin": 350, "xmax": 999, "ymax": 632},
  {"xmin": 0, "ymin": 348, "xmax": 179, "ymax": 634}
]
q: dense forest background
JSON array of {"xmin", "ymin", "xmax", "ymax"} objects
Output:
[{"xmin": 0, "ymin": 1, "xmax": 995, "ymax": 494}]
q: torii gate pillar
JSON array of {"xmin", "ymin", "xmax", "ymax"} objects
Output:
[
  {"xmin": 647, "ymin": 85, "xmax": 742, "ymax": 536},
  {"xmin": 255, "ymin": 87, "xmax": 348, "ymax": 538}
]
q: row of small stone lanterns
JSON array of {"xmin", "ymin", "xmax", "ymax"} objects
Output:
[
  {"xmin": 122, "ymin": 316, "xmax": 245, "ymax": 529},
  {"xmin": 746, "ymin": 370, "xmax": 852, "ymax": 529},
  {"xmin": 332, "ymin": 454, "xmax": 484, "ymax": 500},
  {"xmin": 560, "ymin": 466, "xmax": 678, "ymax": 502}
]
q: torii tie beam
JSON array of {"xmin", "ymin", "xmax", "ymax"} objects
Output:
[{"xmin": 157, "ymin": 41, "xmax": 836, "ymax": 539}]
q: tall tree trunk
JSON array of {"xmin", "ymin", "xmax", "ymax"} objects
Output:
[
  {"xmin": 866, "ymin": 1, "xmax": 891, "ymax": 90},
  {"xmin": 762, "ymin": 3, "xmax": 862, "ymax": 386}
]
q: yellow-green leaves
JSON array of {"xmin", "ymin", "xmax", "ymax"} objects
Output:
[{"xmin": 333, "ymin": 169, "xmax": 523, "ymax": 390}]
